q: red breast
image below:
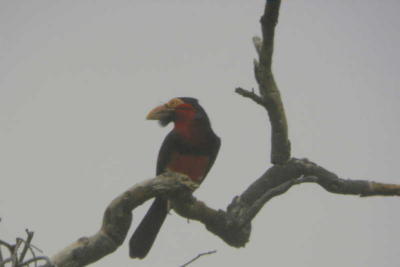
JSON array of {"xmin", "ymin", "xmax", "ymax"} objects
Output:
[{"xmin": 166, "ymin": 151, "xmax": 210, "ymax": 183}]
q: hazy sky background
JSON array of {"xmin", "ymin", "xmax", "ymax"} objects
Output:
[{"xmin": 1, "ymin": 1, "xmax": 400, "ymax": 266}]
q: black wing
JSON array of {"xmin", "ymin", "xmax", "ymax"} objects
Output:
[{"xmin": 156, "ymin": 130, "xmax": 180, "ymax": 175}]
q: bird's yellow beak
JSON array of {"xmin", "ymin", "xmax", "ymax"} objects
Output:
[
  {"xmin": 146, "ymin": 98, "xmax": 184, "ymax": 120},
  {"xmin": 146, "ymin": 105, "xmax": 173, "ymax": 120}
]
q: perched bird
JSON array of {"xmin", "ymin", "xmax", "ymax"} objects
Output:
[{"xmin": 129, "ymin": 97, "xmax": 220, "ymax": 259}]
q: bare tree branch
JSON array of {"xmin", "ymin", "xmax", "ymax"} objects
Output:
[
  {"xmin": 46, "ymin": 158, "xmax": 399, "ymax": 266},
  {"xmin": 0, "ymin": 246, "xmax": 3, "ymax": 267},
  {"xmin": 180, "ymin": 250, "xmax": 217, "ymax": 267},
  {"xmin": 12, "ymin": 239, "xmax": 23, "ymax": 266},
  {"xmin": 0, "ymin": 240, "xmax": 12, "ymax": 267},
  {"xmin": 236, "ymin": 0, "xmax": 290, "ymax": 164},
  {"xmin": 237, "ymin": 178, "xmax": 298, "ymax": 228},
  {"xmin": 20, "ymin": 256, "xmax": 53, "ymax": 267},
  {"xmin": 0, "ymin": 230, "xmax": 51, "ymax": 267},
  {"xmin": 12, "ymin": 1, "xmax": 399, "ymax": 266},
  {"xmin": 0, "ymin": 240, "xmax": 12, "ymax": 253},
  {"xmin": 19, "ymin": 229, "xmax": 34, "ymax": 264},
  {"xmin": 45, "ymin": 168, "xmax": 301, "ymax": 266},
  {"xmin": 296, "ymin": 158, "xmax": 400, "ymax": 197},
  {"xmin": 50, "ymin": 172, "xmax": 196, "ymax": 267},
  {"xmin": 235, "ymin": 87, "xmax": 264, "ymax": 106}
]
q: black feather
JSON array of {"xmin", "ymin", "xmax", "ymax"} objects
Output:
[{"xmin": 129, "ymin": 98, "xmax": 220, "ymax": 258}]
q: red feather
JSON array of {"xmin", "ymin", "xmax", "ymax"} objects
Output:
[
  {"xmin": 130, "ymin": 98, "xmax": 220, "ymax": 259},
  {"xmin": 166, "ymin": 152, "xmax": 210, "ymax": 183}
]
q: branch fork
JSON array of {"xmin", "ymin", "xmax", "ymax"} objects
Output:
[{"xmin": 31, "ymin": 0, "xmax": 399, "ymax": 266}]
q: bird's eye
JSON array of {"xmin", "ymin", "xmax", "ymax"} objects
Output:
[{"xmin": 166, "ymin": 98, "xmax": 184, "ymax": 108}]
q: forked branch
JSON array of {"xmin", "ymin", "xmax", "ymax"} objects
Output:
[
  {"xmin": 47, "ymin": 158, "xmax": 399, "ymax": 266},
  {"xmin": 0, "ymin": 230, "xmax": 52, "ymax": 267},
  {"xmin": 41, "ymin": 0, "xmax": 400, "ymax": 266},
  {"xmin": 236, "ymin": 0, "xmax": 290, "ymax": 164}
]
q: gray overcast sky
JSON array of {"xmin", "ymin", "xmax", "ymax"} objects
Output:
[{"xmin": 1, "ymin": 1, "xmax": 400, "ymax": 266}]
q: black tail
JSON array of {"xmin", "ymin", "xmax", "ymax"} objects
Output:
[{"xmin": 129, "ymin": 197, "xmax": 168, "ymax": 259}]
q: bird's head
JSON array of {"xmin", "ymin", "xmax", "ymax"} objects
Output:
[{"xmin": 146, "ymin": 97, "xmax": 210, "ymax": 128}]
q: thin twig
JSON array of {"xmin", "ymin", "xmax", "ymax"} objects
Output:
[
  {"xmin": 180, "ymin": 250, "xmax": 217, "ymax": 267},
  {"xmin": 0, "ymin": 239, "xmax": 11, "ymax": 266},
  {"xmin": 12, "ymin": 239, "xmax": 23, "ymax": 266},
  {"xmin": 0, "ymin": 258, "xmax": 12, "ymax": 265},
  {"xmin": 235, "ymin": 87, "xmax": 265, "ymax": 106},
  {"xmin": 19, "ymin": 256, "xmax": 53, "ymax": 267},
  {"xmin": 0, "ymin": 246, "xmax": 3, "ymax": 267},
  {"xmin": 19, "ymin": 229, "xmax": 34, "ymax": 264},
  {"xmin": 0, "ymin": 231, "xmax": 50, "ymax": 267},
  {"xmin": 0, "ymin": 240, "xmax": 10, "ymax": 267},
  {"xmin": 0, "ymin": 240, "xmax": 13, "ymax": 252},
  {"xmin": 18, "ymin": 240, "xmax": 38, "ymax": 267}
]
